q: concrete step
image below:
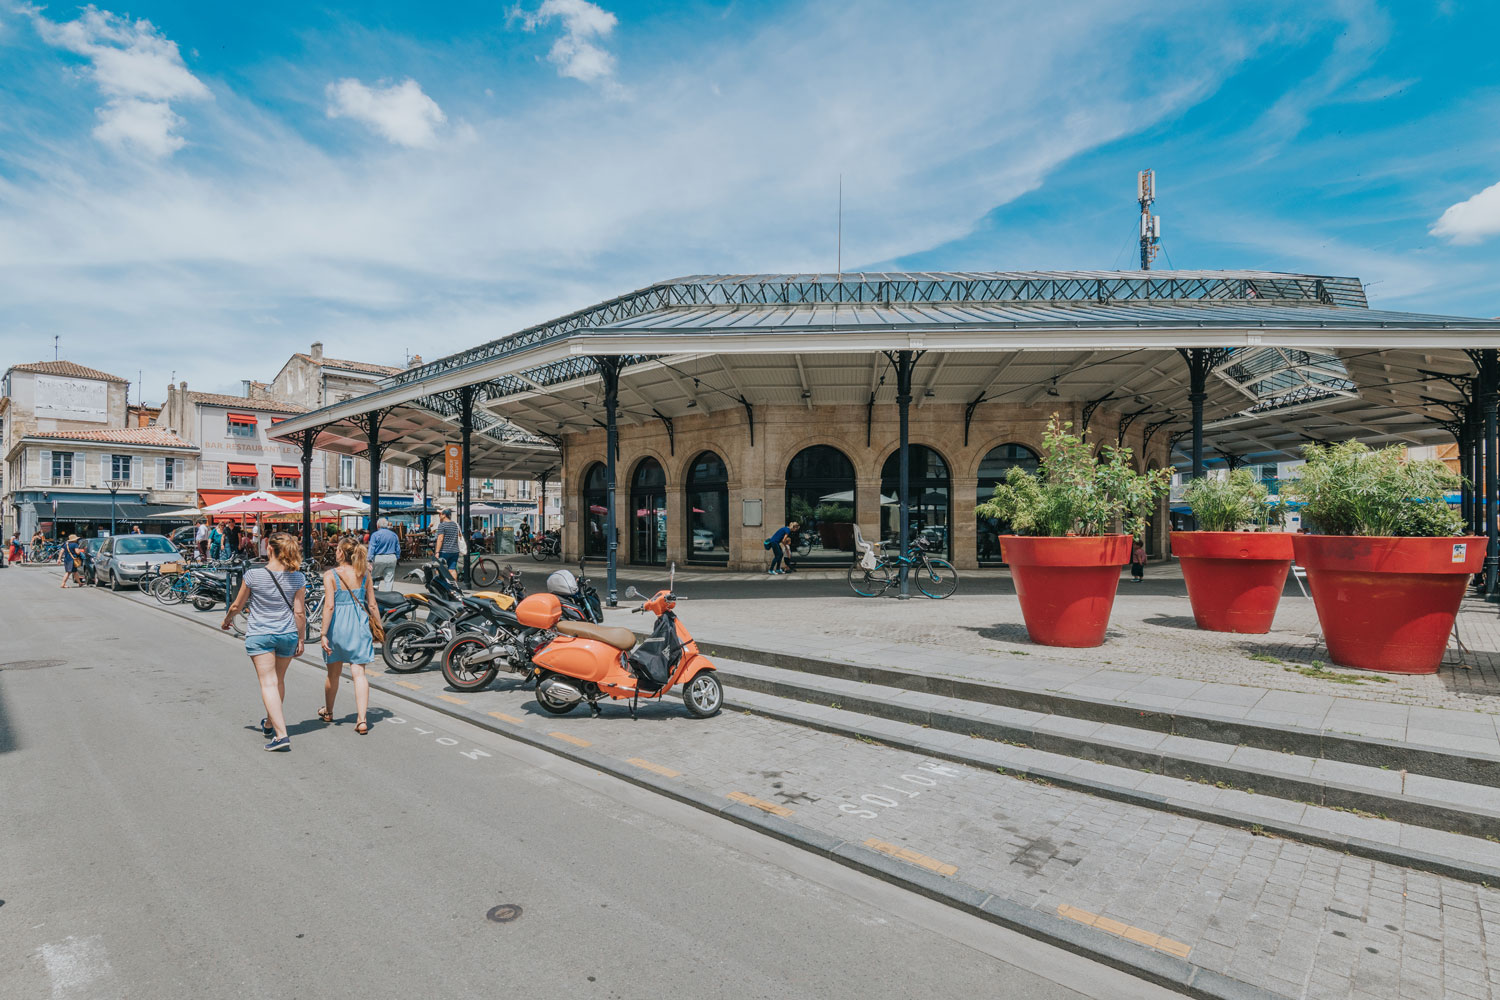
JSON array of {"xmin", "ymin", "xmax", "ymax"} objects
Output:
[
  {"xmin": 697, "ymin": 638, "xmax": 1500, "ymax": 789},
  {"xmin": 716, "ymin": 658, "xmax": 1500, "ymax": 844},
  {"xmin": 718, "ymin": 678, "xmax": 1500, "ymax": 885}
]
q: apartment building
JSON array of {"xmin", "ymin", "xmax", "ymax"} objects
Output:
[{"xmin": 159, "ymin": 381, "xmax": 324, "ymax": 505}]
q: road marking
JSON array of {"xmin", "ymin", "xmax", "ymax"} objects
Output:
[
  {"xmin": 488, "ymin": 711, "xmax": 523, "ymax": 724},
  {"xmin": 39, "ymin": 935, "xmax": 115, "ymax": 999},
  {"xmin": 1056, "ymin": 904, "xmax": 1191, "ymax": 959},
  {"xmin": 437, "ymin": 694, "xmax": 467, "ymax": 705},
  {"xmin": 863, "ymin": 838, "xmax": 957, "ymax": 876},
  {"xmin": 393, "ymin": 680, "xmax": 421, "ymax": 690},
  {"xmin": 550, "ymin": 731, "xmax": 591, "ymax": 747},
  {"xmin": 728, "ymin": 791, "xmax": 793, "ymax": 817},
  {"xmin": 626, "ymin": 757, "xmax": 681, "ymax": 778}
]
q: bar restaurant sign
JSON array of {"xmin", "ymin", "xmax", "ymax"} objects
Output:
[{"xmin": 445, "ymin": 444, "xmax": 464, "ymax": 491}]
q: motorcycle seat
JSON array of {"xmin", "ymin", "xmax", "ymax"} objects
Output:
[
  {"xmin": 556, "ymin": 621, "xmax": 637, "ymax": 650},
  {"xmin": 374, "ymin": 591, "xmax": 408, "ymax": 609}
]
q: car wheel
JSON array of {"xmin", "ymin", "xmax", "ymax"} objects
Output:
[{"xmin": 109, "ymin": 570, "xmax": 121, "ymax": 591}]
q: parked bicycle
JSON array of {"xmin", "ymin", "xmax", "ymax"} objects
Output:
[
  {"xmin": 529, "ymin": 529, "xmax": 561, "ymax": 561},
  {"xmin": 848, "ymin": 532, "xmax": 958, "ymax": 599}
]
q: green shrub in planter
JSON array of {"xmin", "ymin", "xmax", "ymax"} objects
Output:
[
  {"xmin": 975, "ymin": 416, "xmax": 1171, "ymax": 538},
  {"xmin": 813, "ymin": 503, "xmax": 854, "ymax": 524},
  {"xmin": 1183, "ymin": 469, "xmax": 1282, "ymax": 532},
  {"xmin": 1293, "ymin": 440, "xmax": 1463, "ymax": 537}
]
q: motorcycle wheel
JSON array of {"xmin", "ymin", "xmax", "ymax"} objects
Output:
[
  {"xmin": 533, "ymin": 673, "xmax": 580, "ymax": 715},
  {"xmin": 683, "ymin": 672, "xmax": 723, "ymax": 718},
  {"xmin": 192, "ymin": 595, "xmax": 216, "ymax": 611},
  {"xmin": 382, "ymin": 619, "xmax": 435, "ymax": 672},
  {"xmin": 441, "ymin": 635, "xmax": 501, "ymax": 692}
]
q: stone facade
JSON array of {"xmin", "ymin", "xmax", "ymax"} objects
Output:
[{"xmin": 560, "ymin": 400, "xmax": 1171, "ymax": 571}]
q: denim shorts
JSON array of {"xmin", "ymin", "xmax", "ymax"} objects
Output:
[{"xmin": 245, "ymin": 631, "xmax": 299, "ymax": 657}]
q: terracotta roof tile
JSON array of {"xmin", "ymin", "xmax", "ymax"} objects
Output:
[
  {"xmin": 28, "ymin": 427, "xmax": 193, "ymax": 448},
  {"xmin": 8, "ymin": 360, "xmax": 129, "ymax": 382},
  {"xmin": 186, "ymin": 392, "xmax": 308, "ymax": 414},
  {"xmin": 295, "ymin": 354, "xmax": 403, "ymax": 376}
]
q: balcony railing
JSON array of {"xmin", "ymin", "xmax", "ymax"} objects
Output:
[{"xmin": 50, "ymin": 476, "xmax": 74, "ymax": 486}]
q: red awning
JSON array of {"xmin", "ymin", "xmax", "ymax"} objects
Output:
[
  {"xmin": 227, "ymin": 413, "xmax": 257, "ymax": 425},
  {"xmin": 271, "ymin": 466, "xmax": 299, "ymax": 478},
  {"xmin": 226, "ymin": 462, "xmax": 258, "ymax": 476}
]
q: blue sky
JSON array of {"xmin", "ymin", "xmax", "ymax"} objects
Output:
[{"xmin": 2, "ymin": 0, "xmax": 1500, "ymax": 400}]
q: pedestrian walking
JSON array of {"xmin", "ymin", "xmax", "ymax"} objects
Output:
[
  {"xmin": 434, "ymin": 508, "xmax": 461, "ymax": 577},
  {"xmin": 209, "ymin": 522, "xmax": 223, "ymax": 560},
  {"xmin": 194, "ymin": 518, "xmax": 209, "ymax": 560},
  {"xmin": 765, "ymin": 519, "xmax": 799, "ymax": 575},
  {"xmin": 221, "ymin": 532, "xmax": 307, "ymax": 752},
  {"xmin": 60, "ymin": 534, "xmax": 84, "ymax": 588},
  {"xmin": 1130, "ymin": 537, "xmax": 1147, "ymax": 583},
  {"xmin": 317, "ymin": 537, "xmax": 382, "ymax": 735},
  {"xmin": 367, "ymin": 517, "xmax": 400, "ymax": 591},
  {"xmin": 9, "ymin": 532, "xmax": 24, "ymax": 564}
]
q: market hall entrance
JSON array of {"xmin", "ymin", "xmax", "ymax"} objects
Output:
[
  {"xmin": 880, "ymin": 445, "xmax": 951, "ymax": 558},
  {"xmin": 976, "ymin": 443, "xmax": 1039, "ymax": 565},
  {"xmin": 631, "ymin": 457, "xmax": 667, "ymax": 566},
  {"xmin": 785, "ymin": 445, "xmax": 857, "ymax": 564}
]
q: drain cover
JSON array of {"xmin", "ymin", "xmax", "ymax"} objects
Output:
[
  {"xmin": 0, "ymin": 660, "xmax": 65, "ymax": 671},
  {"xmin": 486, "ymin": 904, "xmax": 523, "ymax": 924}
]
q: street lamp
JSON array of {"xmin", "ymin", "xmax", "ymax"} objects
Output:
[{"xmin": 96, "ymin": 480, "xmax": 123, "ymax": 535}]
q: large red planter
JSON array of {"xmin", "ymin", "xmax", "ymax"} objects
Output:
[
  {"xmin": 1172, "ymin": 531, "xmax": 1294, "ymax": 634},
  {"xmin": 1000, "ymin": 535, "xmax": 1131, "ymax": 647},
  {"xmin": 1292, "ymin": 534, "xmax": 1484, "ymax": 674}
]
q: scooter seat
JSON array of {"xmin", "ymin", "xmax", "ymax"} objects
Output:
[{"xmin": 556, "ymin": 621, "xmax": 637, "ymax": 650}]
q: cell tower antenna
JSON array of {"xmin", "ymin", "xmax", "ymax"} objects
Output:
[
  {"xmin": 54, "ymin": 335, "xmax": 59, "ymax": 360},
  {"xmin": 837, "ymin": 173, "xmax": 843, "ymax": 281},
  {"xmin": 1137, "ymin": 169, "xmax": 1161, "ymax": 270}
]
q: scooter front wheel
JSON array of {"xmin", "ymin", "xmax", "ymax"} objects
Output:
[
  {"xmin": 683, "ymin": 672, "xmax": 723, "ymax": 718},
  {"xmin": 442, "ymin": 635, "xmax": 500, "ymax": 692}
]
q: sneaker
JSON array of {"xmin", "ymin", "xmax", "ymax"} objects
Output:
[
  {"xmin": 264, "ymin": 736, "xmax": 291, "ymax": 752},
  {"xmin": 259, "ymin": 717, "xmax": 274, "ymax": 737}
]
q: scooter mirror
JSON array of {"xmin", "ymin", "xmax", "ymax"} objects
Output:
[{"xmin": 624, "ymin": 585, "xmax": 641, "ymax": 599}]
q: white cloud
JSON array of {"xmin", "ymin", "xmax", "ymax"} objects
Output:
[
  {"xmin": 326, "ymin": 78, "xmax": 447, "ymax": 148},
  {"xmin": 1431, "ymin": 180, "xmax": 1500, "ymax": 245},
  {"xmin": 517, "ymin": 0, "xmax": 619, "ymax": 88},
  {"xmin": 31, "ymin": 5, "xmax": 209, "ymax": 157}
]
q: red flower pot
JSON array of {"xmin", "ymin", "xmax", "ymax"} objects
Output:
[
  {"xmin": 1292, "ymin": 534, "xmax": 1484, "ymax": 674},
  {"xmin": 1000, "ymin": 535, "xmax": 1131, "ymax": 647},
  {"xmin": 1172, "ymin": 531, "xmax": 1294, "ymax": 634}
]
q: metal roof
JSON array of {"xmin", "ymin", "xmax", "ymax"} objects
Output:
[{"xmin": 266, "ymin": 270, "xmax": 1500, "ymax": 469}]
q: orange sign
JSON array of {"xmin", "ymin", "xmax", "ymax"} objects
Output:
[{"xmin": 444, "ymin": 444, "xmax": 463, "ymax": 491}]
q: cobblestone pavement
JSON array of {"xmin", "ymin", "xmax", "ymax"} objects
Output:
[
  {"xmin": 101, "ymin": 574, "xmax": 1500, "ymax": 998},
  {"xmin": 355, "ymin": 671, "xmax": 1500, "ymax": 1000},
  {"xmin": 647, "ymin": 568, "xmax": 1500, "ymax": 715}
]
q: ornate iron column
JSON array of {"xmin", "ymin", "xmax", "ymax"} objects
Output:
[
  {"xmin": 350, "ymin": 409, "xmax": 392, "ymax": 532},
  {"xmin": 417, "ymin": 454, "xmax": 432, "ymax": 532},
  {"xmin": 1177, "ymin": 349, "xmax": 1222, "ymax": 482},
  {"xmin": 457, "ymin": 386, "xmax": 476, "ymax": 586},
  {"xmin": 596, "ymin": 358, "xmax": 622, "ymax": 607},
  {"xmin": 885, "ymin": 350, "xmax": 922, "ymax": 599},
  {"xmin": 299, "ymin": 429, "xmax": 316, "ymax": 556},
  {"xmin": 1481, "ymin": 351, "xmax": 1500, "ymax": 599}
]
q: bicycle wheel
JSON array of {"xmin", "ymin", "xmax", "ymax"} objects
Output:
[
  {"xmin": 151, "ymin": 574, "xmax": 177, "ymax": 603},
  {"xmin": 530, "ymin": 544, "xmax": 549, "ymax": 562},
  {"xmin": 915, "ymin": 557, "xmax": 959, "ymax": 600},
  {"xmin": 848, "ymin": 561, "xmax": 890, "ymax": 597},
  {"xmin": 471, "ymin": 557, "xmax": 500, "ymax": 588}
]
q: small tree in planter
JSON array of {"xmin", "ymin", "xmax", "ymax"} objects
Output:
[
  {"xmin": 1174, "ymin": 470, "xmax": 1293, "ymax": 634},
  {"xmin": 1289, "ymin": 440, "xmax": 1477, "ymax": 673},
  {"xmin": 977, "ymin": 416, "xmax": 1170, "ymax": 647}
]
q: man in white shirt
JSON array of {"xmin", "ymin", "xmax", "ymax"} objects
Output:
[{"xmin": 195, "ymin": 519, "xmax": 209, "ymax": 560}]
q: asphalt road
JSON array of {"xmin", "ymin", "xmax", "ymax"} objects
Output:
[{"xmin": 0, "ymin": 567, "xmax": 1177, "ymax": 1000}]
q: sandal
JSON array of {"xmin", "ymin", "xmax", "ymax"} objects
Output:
[
  {"xmin": 317, "ymin": 707, "xmax": 333, "ymax": 724},
  {"xmin": 355, "ymin": 719, "xmax": 368, "ymax": 735}
]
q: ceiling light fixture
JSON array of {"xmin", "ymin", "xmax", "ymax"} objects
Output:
[
  {"xmin": 800, "ymin": 389, "xmax": 811, "ymax": 399},
  {"xmin": 1046, "ymin": 378, "xmax": 1061, "ymax": 397}
]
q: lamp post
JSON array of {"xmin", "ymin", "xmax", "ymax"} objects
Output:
[{"xmin": 98, "ymin": 480, "xmax": 122, "ymax": 536}]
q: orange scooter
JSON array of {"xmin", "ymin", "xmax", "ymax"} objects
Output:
[{"xmin": 514, "ymin": 567, "xmax": 722, "ymax": 719}]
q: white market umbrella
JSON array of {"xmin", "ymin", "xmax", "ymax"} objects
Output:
[
  {"xmin": 819, "ymin": 490, "xmax": 897, "ymax": 504},
  {"xmin": 310, "ymin": 493, "xmax": 368, "ymax": 512},
  {"xmin": 148, "ymin": 506, "xmax": 204, "ymax": 518}
]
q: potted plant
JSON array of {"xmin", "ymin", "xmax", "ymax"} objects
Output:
[
  {"xmin": 977, "ymin": 416, "xmax": 1170, "ymax": 647},
  {"xmin": 814, "ymin": 502, "xmax": 855, "ymax": 551},
  {"xmin": 1173, "ymin": 469, "xmax": 1292, "ymax": 634},
  {"xmin": 1289, "ymin": 440, "xmax": 1479, "ymax": 673}
]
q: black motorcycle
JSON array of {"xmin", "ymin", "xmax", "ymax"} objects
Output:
[{"xmin": 381, "ymin": 563, "xmax": 489, "ymax": 672}]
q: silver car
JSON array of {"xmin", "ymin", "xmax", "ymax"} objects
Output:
[{"xmin": 94, "ymin": 534, "xmax": 181, "ymax": 590}]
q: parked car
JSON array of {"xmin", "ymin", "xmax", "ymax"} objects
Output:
[
  {"xmin": 169, "ymin": 525, "xmax": 197, "ymax": 552},
  {"xmin": 692, "ymin": 528, "xmax": 717, "ymax": 551},
  {"xmin": 94, "ymin": 534, "xmax": 182, "ymax": 590},
  {"xmin": 79, "ymin": 537, "xmax": 106, "ymax": 585}
]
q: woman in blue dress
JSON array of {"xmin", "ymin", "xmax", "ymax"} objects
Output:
[{"xmin": 318, "ymin": 536, "xmax": 382, "ymax": 734}]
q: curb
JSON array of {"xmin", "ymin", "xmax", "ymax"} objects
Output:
[
  {"xmin": 696, "ymin": 639, "xmax": 1500, "ymax": 788},
  {"xmin": 113, "ymin": 584, "xmax": 1282, "ymax": 1000}
]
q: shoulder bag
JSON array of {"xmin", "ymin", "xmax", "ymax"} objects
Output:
[{"xmin": 264, "ymin": 567, "xmax": 307, "ymax": 641}]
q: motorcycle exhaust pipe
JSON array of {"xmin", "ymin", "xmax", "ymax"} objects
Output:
[
  {"xmin": 464, "ymin": 645, "xmax": 506, "ymax": 665},
  {"xmin": 537, "ymin": 675, "xmax": 583, "ymax": 708}
]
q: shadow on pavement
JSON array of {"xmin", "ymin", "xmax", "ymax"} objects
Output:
[{"xmin": 0, "ymin": 679, "xmax": 15, "ymax": 754}]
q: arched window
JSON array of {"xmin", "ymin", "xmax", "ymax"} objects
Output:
[
  {"xmin": 686, "ymin": 451, "xmax": 729, "ymax": 565},
  {"xmin": 630, "ymin": 457, "xmax": 667, "ymax": 565},
  {"xmin": 976, "ymin": 443, "xmax": 1039, "ymax": 564},
  {"xmin": 785, "ymin": 445, "xmax": 856, "ymax": 561},
  {"xmin": 581, "ymin": 462, "xmax": 608, "ymax": 558},
  {"xmin": 881, "ymin": 445, "xmax": 951, "ymax": 558}
]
